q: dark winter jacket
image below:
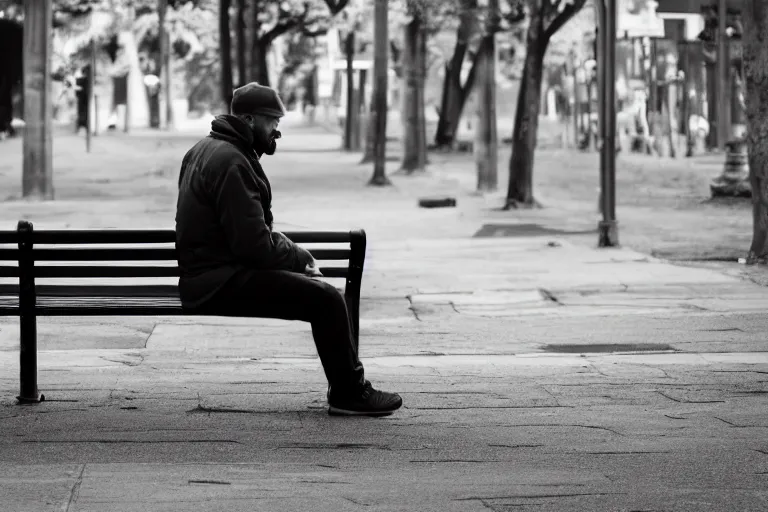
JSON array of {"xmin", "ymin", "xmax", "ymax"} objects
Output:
[{"xmin": 175, "ymin": 114, "xmax": 303, "ymax": 309}]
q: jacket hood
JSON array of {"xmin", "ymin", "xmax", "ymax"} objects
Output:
[{"xmin": 209, "ymin": 114, "xmax": 257, "ymax": 157}]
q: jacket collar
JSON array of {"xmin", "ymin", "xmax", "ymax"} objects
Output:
[{"xmin": 209, "ymin": 114, "xmax": 260, "ymax": 160}]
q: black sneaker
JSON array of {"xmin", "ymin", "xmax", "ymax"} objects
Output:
[{"xmin": 327, "ymin": 381, "xmax": 403, "ymax": 417}]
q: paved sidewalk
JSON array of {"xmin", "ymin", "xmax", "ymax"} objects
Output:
[{"xmin": 1, "ymin": 123, "xmax": 767, "ymax": 511}]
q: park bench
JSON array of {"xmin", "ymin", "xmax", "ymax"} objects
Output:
[{"xmin": 0, "ymin": 220, "xmax": 366, "ymax": 404}]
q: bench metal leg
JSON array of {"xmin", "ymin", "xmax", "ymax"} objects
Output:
[
  {"xmin": 17, "ymin": 220, "xmax": 42, "ymax": 403},
  {"xmin": 18, "ymin": 312, "xmax": 41, "ymax": 403},
  {"xmin": 347, "ymin": 230, "xmax": 366, "ymax": 355}
]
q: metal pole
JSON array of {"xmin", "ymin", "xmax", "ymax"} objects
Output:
[
  {"xmin": 716, "ymin": 0, "xmax": 728, "ymax": 149},
  {"xmin": 598, "ymin": 0, "xmax": 619, "ymax": 247}
]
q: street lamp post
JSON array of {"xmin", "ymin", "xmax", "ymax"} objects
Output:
[{"xmin": 598, "ymin": 0, "xmax": 619, "ymax": 247}]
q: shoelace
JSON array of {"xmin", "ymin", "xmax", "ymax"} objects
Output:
[{"xmin": 360, "ymin": 381, "xmax": 373, "ymax": 400}]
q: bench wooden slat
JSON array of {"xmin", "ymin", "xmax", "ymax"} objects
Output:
[
  {"xmin": 28, "ymin": 266, "xmax": 348, "ymax": 279},
  {"xmin": 0, "ymin": 230, "xmax": 355, "ymax": 245},
  {"xmin": 39, "ymin": 248, "xmax": 177, "ymax": 261},
  {"xmin": 0, "ymin": 284, "xmax": 179, "ymax": 297},
  {"xmin": 34, "ymin": 266, "xmax": 181, "ymax": 278},
  {"xmin": 1, "ymin": 247, "xmax": 350, "ymax": 262},
  {"xmin": 0, "ymin": 282, "xmax": 346, "ymax": 315}
]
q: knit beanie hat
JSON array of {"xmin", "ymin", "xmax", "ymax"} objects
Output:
[{"xmin": 231, "ymin": 82, "xmax": 287, "ymax": 118}]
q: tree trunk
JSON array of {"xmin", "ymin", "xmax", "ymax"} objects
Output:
[
  {"xmin": 236, "ymin": 0, "xmax": 247, "ymax": 86},
  {"xmin": 434, "ymin": 0, "xmax": 478, "ymax": 149},
  {"xmin": 357, "ymin": 68, "xmax": 367, "ymax": 148},
  {"xmin": 219, "ymin": 0, "xmax": 233, "ymax": 110},
  {"xmin": 505, "ymin": 18, "xmax": 547, "ymax": 208},
  {"xmin": 158, "ymin": 0, "xmax": 173, "ymax": 129},
  {"xmin": 368, "ymin": 0, "xmax": 390, "ymax": 185},
  {"xmin": 744, "ymin": 0, "xmax": 768, "ymax": 262},
  {"xmin": 435, "ymin": 64, "xmax": 472, "ymax": 149},
  {"xmin": 401, "ymin": 15, "xmax": 427, "ymax": 173},
  {"xmin": 475, "ymin": 34, "xmax": 497, "ymax": 192},
  {"xmin": 22, "ymin": 0, "xmax": 54, "ymax": 199},
  {"xmin": 251, "ymin": 41, "xmax": 270, "ymax": 87},
  {"xmin": 0, "ymin": 19, "xmax": 22, "ymax": 136},
  {"xmin": 360, "ymin": 98, "xmax": 376, "ymax": 163},
  {"xmin": 343, "ymin": 31, "xmax": 360, "ymax": 151},
  {"xmin": 248, "ymin": 5, "xmax": 270, "ymax": 88}
]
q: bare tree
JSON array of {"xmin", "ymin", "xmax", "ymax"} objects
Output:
[
  {"xmin": 504, "ymin": 0, "xmax": 587, "ymax": 209},
  {"xmin": 434, "ymin": 0, "xmax": 480, "ymax": 149},
  {"xmin": 744, "ymin": 0, "xmax": 768, "ymax": 263}
]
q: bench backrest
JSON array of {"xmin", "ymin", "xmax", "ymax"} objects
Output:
[{"xmin": 0, "ymin": 220, "xmax": 365, "ymax": 287}]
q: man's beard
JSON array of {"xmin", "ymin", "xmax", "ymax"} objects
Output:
[{"xmin": 257, "ymin": 129, "xmax": 281, "ymax": 156}]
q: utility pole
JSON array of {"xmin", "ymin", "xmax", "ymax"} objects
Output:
[
  {"xmin": 597, "ymin": 0, "xmax": 618, "ymax": 247},
  {"xmin": 22, "ymin": 0, "xmax": 54, "ymax": 199},
  {"xmin": 716, "ymin": 0, "xmax": 728, "ymax": 149}
]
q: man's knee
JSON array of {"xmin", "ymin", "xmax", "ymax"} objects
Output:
[
  {"xmin": 316, "ymin": 280, "xmax": 345, "ymax": 302},
  {"xmin": 309, "ymin": 280, "xmax": 347, "ymax": 313}
]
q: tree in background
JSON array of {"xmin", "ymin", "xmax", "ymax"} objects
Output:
[
  {"xmin": 368, "ymin": 0, "xmax": 391, "ymax": 185},
  {"xmin": 398, "ymin": 0, "xmax": 455, "ymax": 173},
  {"xmin": 219, "ymin": 0, "xmax": 233, "ymax": 107},
  {"xmin": 504, "ymin": 0, "xmax": 587, "ymax": 209},
  {"xmin": 336, "ymin": 1, "xmax": 368, "ymax": 150},
  {"xmin": 0, "ymin": 17, "xmax": 22, "ymax": 137},
  {"xmin": 433, "ymin": 0, "xmax": 524, "ymax": 151},
  {"xmin": 247, "ymin": 0, "xmax": 349, "ymax": 87},
  {"xmin": 433, "ymin": 0, "xmax": 479, "ymax": 150},
  {"xmin": 236, "ymin": 0, "xmax": 247, "ymax": 85},
  {"xmin": 474, "ymin": 0, "xmax": 525, "ymax": 191},
  {"xmin": 743, "ymin": 0, "xmax": 768, "ymax": 263}
]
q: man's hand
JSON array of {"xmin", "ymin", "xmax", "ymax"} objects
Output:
[
  {"xmin": 305, "ymin": 263, "xmax": 324, "ymax": 278},
  {"xmin": 295, "ymin": 245, "xmax": 323, "ymax": 277}
]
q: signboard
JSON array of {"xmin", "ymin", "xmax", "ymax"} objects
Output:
[{"xmin": 617, "ymin": 0, "xmax": 665, "ymax": 37}]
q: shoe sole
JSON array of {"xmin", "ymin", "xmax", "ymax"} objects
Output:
[{"xmin": 328, "ymin": 405, "xmax": 400, "ymax": 417}]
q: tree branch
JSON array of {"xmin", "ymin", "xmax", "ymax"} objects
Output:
[
  {"xmin": 543, "ymin": 0, "xmax": 588, "ymax": 42},
  {"xmin": 303, "ymin": 27, "xmax": 328, "ymax": 37},
  {"xmin": 261, "ymin": 18, "xmax": 300, "ymax": 45}
]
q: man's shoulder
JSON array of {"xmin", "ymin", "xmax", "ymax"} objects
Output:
[{"xmin": 187, "ymin": 137, "xmax": 251, "ymax": 170}]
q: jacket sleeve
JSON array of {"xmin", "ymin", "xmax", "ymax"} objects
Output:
[
  {"xmin": 213, "ymin": 162, "xmax": 299, "ymax": 271},
  {"xmin": 273, "ymin": 231, "xmax": 313, "ymax": 272}
]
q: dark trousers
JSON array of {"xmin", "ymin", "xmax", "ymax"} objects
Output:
[{"xmin": 200, "ymin": 269, "xmax": 366, "ymax": 391}]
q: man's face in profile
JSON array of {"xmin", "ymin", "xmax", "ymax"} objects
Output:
[{"xmin": 251, "ymin": 115, "xmax": 280, "ymax": 156}]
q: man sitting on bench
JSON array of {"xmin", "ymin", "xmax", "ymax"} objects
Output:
[{"xmin": 175, "ymin": 82, "xmax": 402, "ymax": 417}]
